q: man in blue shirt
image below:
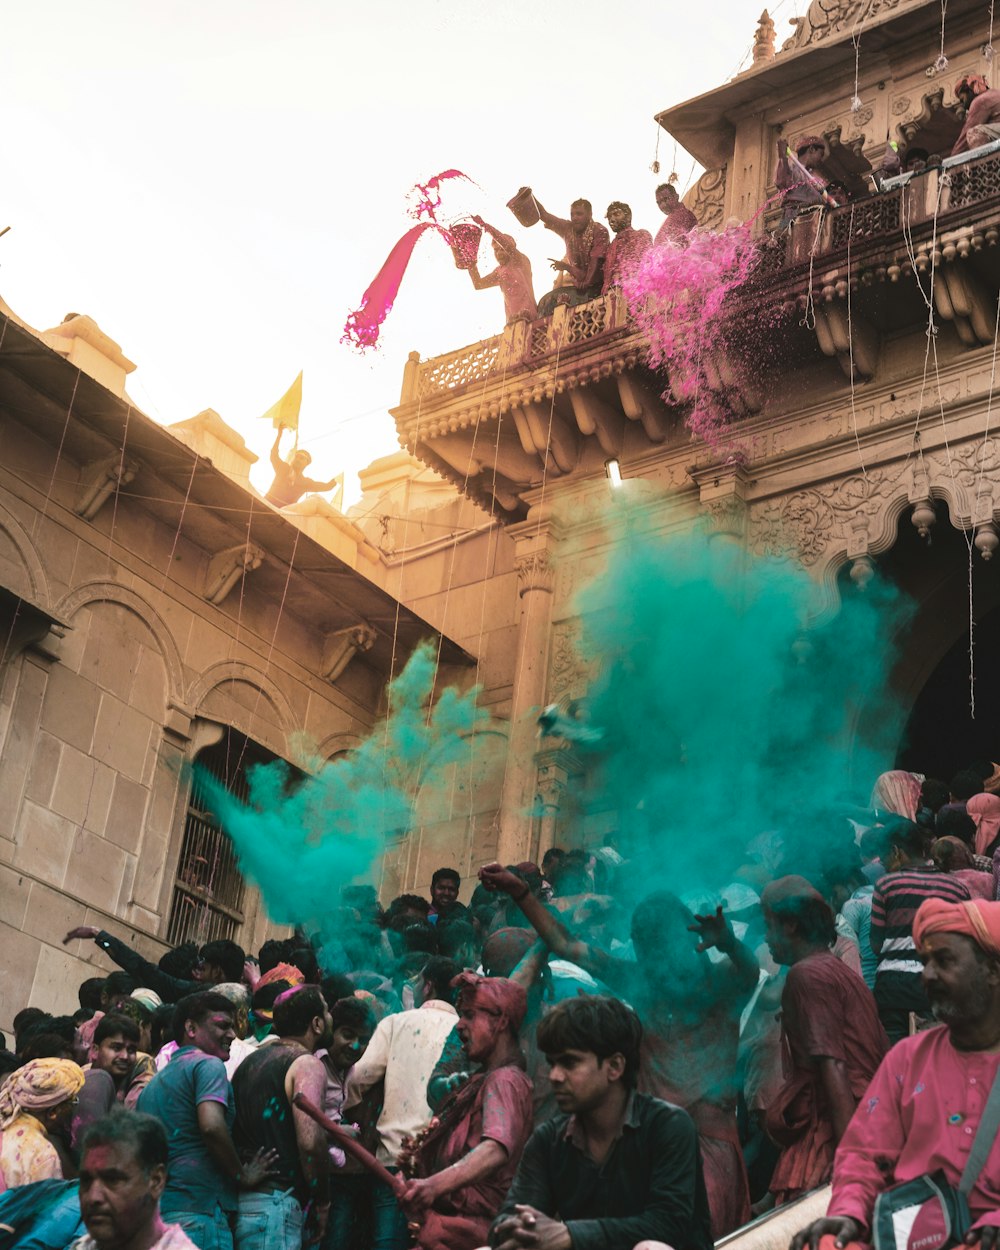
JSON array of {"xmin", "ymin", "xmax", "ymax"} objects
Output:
[{"xmin": 137, "ymin": 993, "xmax": 273, "ymax": 1250}]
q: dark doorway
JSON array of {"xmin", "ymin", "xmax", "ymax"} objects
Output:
[
  {"xmin": 875, "ymin": 499, "xmax": 1000, "ymax": 780},
  {"xmin": 897, "ymin": 600, "xmax": 1000, "ymax": 779}
]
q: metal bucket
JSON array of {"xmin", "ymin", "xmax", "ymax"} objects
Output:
[
  {"xmin": 507, "ymin": 186, "xmax": 540, "ymax": 227},
  {"xmin": 450, "ymin": 222, "xmax": 483, "ymax": 269}
]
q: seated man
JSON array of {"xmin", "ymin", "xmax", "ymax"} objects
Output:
[
  {"xmin": 73, "ymin": 1107, "xmax": 198, "ymax": 1249},
  {"xmin": 653, "ymin": 183, "xmax": 697, "ymax": 246},
  {"xmin": 533, "ymin": 196, "xmax": 610, "ymax": 317},
  {"xmin": 264, "ymin": 426, "xmax": 339, "ymax": 508},
  {"xmin": 792, "ymin": 896, "xmax": 1000, "ymax": 1250},
  {"xmin": 489, "ymin": 995, "xmax": 713, "ymax": 1250},
  {"xmin": 602, "ymin": 203, "xmax": 652, "ymax": 294},
  {"xmin": 953, "ymin": 75, "xmax": 1000, "ymax": 155},
  {"xmin": 401, "ymin": 974, "xmax": 534, "ymax": 1250}
]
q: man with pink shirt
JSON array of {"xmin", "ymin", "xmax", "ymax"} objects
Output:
[{"xmin": 792, "ymin": 896, "xmax": 1000, "ymax": 1250}]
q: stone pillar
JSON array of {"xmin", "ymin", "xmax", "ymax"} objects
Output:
[
  {"xmin": 534, "ymin": 747, "xmax": 581, "ymax": 861},
  {"xmin": 495, "ymin": 524, "xmax": 557, "ymax": 866}
]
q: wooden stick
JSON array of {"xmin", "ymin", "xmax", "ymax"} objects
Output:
[{"xmin": 292, "ymin": 1092, "xmax": 406, "ymax": 1198}]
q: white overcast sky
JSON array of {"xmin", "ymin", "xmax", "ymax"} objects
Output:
[{"xmin": 2, "ymin": 0, "xmax": 803, "ymax": 504}]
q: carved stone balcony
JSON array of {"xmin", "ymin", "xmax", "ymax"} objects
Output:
[{"xmin": 392, "ymin": 144, "xmax": 1000, "ymax": 520}]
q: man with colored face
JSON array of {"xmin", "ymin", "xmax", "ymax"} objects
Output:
[
  {"xmin": 400, "ymin": 973, "xmax": 534, "ymax": 1250},
  {"xmin": 653, "ymin": 183, "xmax": 698, "ymax": 246},
  {"xmin": 490, "ymin": 995, "xmax": 713, "ymax": 1250},
  {"xmin": 793, "ymin": 897, "xmax": 1000, "ymax": 1250},
  {"xmin": 73, "ymin": 1108, "xmax": 197, "ymax": 1250},
  {"xmin": 137, "ymin": 993, "xmax": 274, "ymax": 1250},
  {"xmin": 602, "ymin": 203, "xmax": 652, "ymax": 295},
  {"xmin": 532, "ymin": 195, "xmax": 610, "ymax": 317}
]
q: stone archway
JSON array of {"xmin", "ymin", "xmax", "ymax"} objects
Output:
[{"xmin": 843, "ymin": 496, "xmax": 1000, "ymax": 778}]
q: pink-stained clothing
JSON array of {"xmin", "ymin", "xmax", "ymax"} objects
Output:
[
  {"xmin": 543, "ymin": 215, "xmax": 610, "ymax": 295},
  {"xmin": 953, "ymin": 89, "xmax": 1000, "ymax": 153},
  {"xmin": 414, "ymin": 1064, "xmax": 534, "ymax": 1250},
  {"xmin": 474, "ymin": 254, "xmax": 537, "ymax": 323},
  {"xmin": 953, "ymin": 867, "xmax": 996, "ymax": 900},
  {"xmin": 869, "ymin": 770, "xmax": 923, "ymax": 821},
  {"xmin": 766, "ymin": 952, "xmax": 888, "ymax": 1205},
  {"xmin": 828, "ymin": 1025, "xmax": 1000, "ymax": 1234},
  {"xmin": 969, "ymin": 793, "xmax": 1000, "ymax": 857},
  {"xmin": 602, "ymin": 226, "xmax": 653, "ymax": 293},
  {"xmin": 654, "ymin": 203, "xmax": 698, "ymax": 246}
]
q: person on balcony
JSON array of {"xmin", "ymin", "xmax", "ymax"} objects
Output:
[
  {"xmin": 774, "ymin": 135, "xmax": 836, "ymax": 229},
  {"xmin": 467, "ymin": 227, "xmax": 537, "ymax": 326},
  {"xmin": 602, "ymin": 203, "xmax": 652, "ymax": 295},
  {"xmin": 952, "ymin": 74, "xmax": 1000, "ymax": 154},
  {"xmin": 653, "ymin": 183, "xmax": 698, "ymax": 245},
  {"xmin": 532, "ymin": 196, "xmax": 609, "ymax": 318}
]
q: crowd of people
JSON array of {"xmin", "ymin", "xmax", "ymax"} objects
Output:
[
  {"xmin": 465, "ymin": 183, "xmax": 697, "ymax": 328},
  {"xmin": 4, "ymin": 768, "xmax": 1000, "ymax": 1250},
  {"xmin": 775, "ymin": 73, "xmax": 1000, "ymax": 229}
]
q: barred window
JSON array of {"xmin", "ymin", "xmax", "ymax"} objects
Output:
[{"xmin": 166, "ymin": 730, "xmax": 275, "ymax": 946}]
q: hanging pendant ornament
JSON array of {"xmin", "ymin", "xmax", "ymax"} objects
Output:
[
  {"xmin": 851, "ymin": 94, "xmax": 863, "ymax": 111},
  {"xmin": 935, "ymin": 51, "xmax": 950, "ymax": 71},
  {"xmin": 985, "ymin": 43, "xmax": 995, "ymax": 61}
]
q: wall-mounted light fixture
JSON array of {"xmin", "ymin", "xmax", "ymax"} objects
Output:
[{"xmin": 605, "ymin": 458, "xmax": 623, "ymax": 487}]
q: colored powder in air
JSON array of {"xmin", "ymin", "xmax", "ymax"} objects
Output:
[
  {"xmin": 196, "ymin": 641, "xmax": 489, "ymax": 958},
  {"xmin": 560, "ymin": 491, "xmax": 913, "ymax": 897},
  {"xmin": 622, "ymin": 225, "xmax": 769, "ymax": 451}
]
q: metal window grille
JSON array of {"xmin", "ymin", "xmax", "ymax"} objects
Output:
[{"xmin": 165, "ymin": 732, "xmax": 271, "ymax": 947}]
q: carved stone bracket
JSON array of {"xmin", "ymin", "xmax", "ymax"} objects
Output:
[
  {"xmin": 931, "ymin": 263, "xmax": 996, "ymax": 348},
  {"xmin": 812, "ymin": 303, "xmax": 878, "ymax": 380},
  {"xmin": 203, "ymin": 543, "xmax": 266, "ymax": 606},
  {"xmin": 690, "ymin": 463, "xmax": 751, "ymax": 541},
  {"xmin": 322, "ymin": 624, "xmax": 377, "ymax": 683},
  {"xmin": 75, "ymin": 455, "xmax": 141, "ymax": 521}
]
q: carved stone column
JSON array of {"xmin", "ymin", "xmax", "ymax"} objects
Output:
[
  {"xmin": 496, "ymin": 525, "xmax": 557, "ymax": 866},
  {"xmin": 534, "ymin": 747, "xmax": 581, "ymax": 860}
]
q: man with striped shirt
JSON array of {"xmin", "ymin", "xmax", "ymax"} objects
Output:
[{"xmin": 871, "ymin": 818, "xmax": 971, "ymax": 1043}]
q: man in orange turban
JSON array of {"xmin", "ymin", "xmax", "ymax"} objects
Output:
[{"xmin": 792, "ymin": 897, "xmax": 1000, "ymax": 1250}]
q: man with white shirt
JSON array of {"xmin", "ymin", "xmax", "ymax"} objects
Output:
[{"xmin": 343, "ymin": 956, "xmax": 461, "ymax": 1250}]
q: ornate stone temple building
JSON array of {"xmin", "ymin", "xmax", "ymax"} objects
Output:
[
  {"xmin": 0, "ymin": 303, "xmax": 471, "ymax": 1031},
  {"xmin": 386, "ymin": 0, "xmax": 1000, "ymax": 869}
]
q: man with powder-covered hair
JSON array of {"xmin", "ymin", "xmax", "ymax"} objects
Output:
[{"xmin": 401, "ymin": 973, "xmax": 534, "ymax": 1250}]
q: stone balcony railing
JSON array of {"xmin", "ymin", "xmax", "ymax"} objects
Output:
[{"xmin": 393, "ymin": 143, "xmax": 1000, "ymax": 517}]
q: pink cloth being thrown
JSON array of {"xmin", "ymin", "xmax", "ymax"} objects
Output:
[
  {"xmin": 969, "ymin": 792, "xmax": 1000, "ymax": 857},
  {"xmin": 342, "ymin": 170, "xmax": 475, "ymax": 350}
]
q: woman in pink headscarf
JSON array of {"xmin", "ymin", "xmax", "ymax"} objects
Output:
[
  {"xmin": 969, "ymin": 791, "xmax": 1000, "ymax": 857},
  {"xmin": 869, "ymin": 770, "xmax": 924, "ymax": 821}
]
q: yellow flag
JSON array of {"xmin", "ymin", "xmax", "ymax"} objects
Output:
[{"xmin": 259, "ymin": 370, "xmax": 303, "ymax": 431}]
